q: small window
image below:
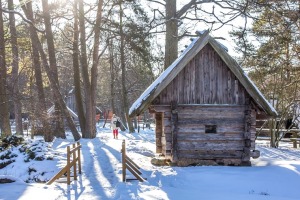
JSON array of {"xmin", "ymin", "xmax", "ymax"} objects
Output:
[{"xmin": 205, "ymin": 125, "xmax": 217, "ymax": 133}]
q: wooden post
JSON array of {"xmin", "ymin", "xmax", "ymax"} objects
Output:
[
  {"xmin": 138, "ymin": 115, "xmax": 140, "ymax": 132},
  {"xmin": 242, "ymin": 98, "xmax": 252, "ymax": 165},
  {"xmin": 291, "ymin": 132, "xmax": 298, "ymax": 148},
  {"xmin": 103, "ymin": 110, "xmax": 110, "ymax": 128},
  {"xmin": 72, "ymin": 143, "xmax": 77, "ymax": 180},
  {"xmin": 67, "ymin": 146, "xmax": 71, "ymax": 185},
  {"xmin": 77, "ymin": 142, "xmax": 82, "ymax": 174},
  {"xmin": 155, "ymin": 113, "xmax": 162, "ymax": 153},
  {"xmin": 121, "ymin": 140, "xmax": 145, "ymax": 182},
  {"xmin": 122, "ymin": 140, "xmax": 126, "ymax": 182},
  {"xmin": 171, "ymin": 102, "xmax": 178, "ymax": 162}
]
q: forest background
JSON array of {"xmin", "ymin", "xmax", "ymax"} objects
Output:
[{"xmin": 0, "ymin": 0, "xmax": 299, "ymax": 147}]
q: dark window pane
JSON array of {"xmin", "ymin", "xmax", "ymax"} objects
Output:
[{"xmin": 205, "ymin": 125, "xmax": 217, "ymax": 133}]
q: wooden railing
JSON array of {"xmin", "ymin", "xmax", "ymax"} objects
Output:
[
  {"xmin": 121, "ymin": 140, "xmax": 145, "ymax": 182},
  {"xmin": 46, "ymin": 142, "xmax": 82, "ymax": 185}
]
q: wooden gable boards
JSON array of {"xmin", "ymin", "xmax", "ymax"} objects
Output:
[{"xmin": 129, "ymin": 30, "xmax": 277, "ymax": 118}]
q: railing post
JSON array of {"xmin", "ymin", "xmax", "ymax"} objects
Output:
[
  {"xmin": 122, "ymin": 140, "xmax": 126, "ymax": 182},
  {"xmin": 67, "ymin": 146, "xmax": 71, "ymax": 185},
  {"xmin": 77, "ymin": 142, "xmax": 81, "ymax": 174},
  {"xmin": 72, "ymin": 143, "xmax": 77, "ymax": 180}
]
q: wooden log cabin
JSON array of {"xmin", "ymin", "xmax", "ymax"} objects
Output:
[{"xmin": 129, "ymin": 30, "xmax": 277, "ymax": 166}]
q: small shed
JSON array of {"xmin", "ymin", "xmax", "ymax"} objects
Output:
[{"xmin": 129, "ymin": 30, "xmax": 277, "ymax": 166}]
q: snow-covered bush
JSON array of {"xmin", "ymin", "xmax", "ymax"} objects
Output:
[
  {"xmin": 0, "ymin": 137, "xmax": 59, "ymax": 183},
  {"xmin": 0, "ymin": 135, "xmax": 24, "ymax": 151}
]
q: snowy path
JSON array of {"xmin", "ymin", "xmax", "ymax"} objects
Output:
[
  {"xmin": 1, "ymin": 127, "xmax": 300, "ymax": 200},
  {"xmin": 67, "ymin": 133, "xmax": 123, "ymax": 199}
]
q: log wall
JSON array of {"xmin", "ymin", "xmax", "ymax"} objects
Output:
[{"xmin": 153, "ymin": 104, "xmax": 257, "ymax": 166}]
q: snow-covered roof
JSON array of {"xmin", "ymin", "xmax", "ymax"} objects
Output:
[
  {"xmin": 129, "ymin": 30, "xmax": 278, "ymax": 117},
  {"xmin": 47, "ymin": 105, "xmax": 78, "ymax": 120}
]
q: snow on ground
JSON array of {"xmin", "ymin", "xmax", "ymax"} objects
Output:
[{"xmin": 1, "ymin": 124, "xmax": 300, "ymax": 200}]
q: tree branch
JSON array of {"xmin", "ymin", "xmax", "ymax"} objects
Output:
[
  {"xmin": 146, "ymin": 0, "xmax": 166, "ymax": 7},
  {"xmin": 0, "ymin": 7, "xmax": 44, "ymax": 33}
]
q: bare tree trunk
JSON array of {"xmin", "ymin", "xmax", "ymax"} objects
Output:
[
  {"xmin": 78, "ymin": 0, "xmax": 104, "ymax": 138},
  {"xmin": 109, "ymin": 39, "xmax": 116, "ymax": 114},
  {"xmin": 270, "ymin": 119, "xmax": 276, "ymax": 147},
  {"xmin": 72, "ymin": 0, "xmax": 86, "ymax": 134},
  {"xmin": 20, "ymin": 0, "xmax": 81, "ymax": 141},
  {"xmin": 164, "ymin": 0, "xmax": 178, "ymax": 69},
  {"xmin": 119, "ymin": 1, "xmax": 134, "ymax": 133},
  {"xmin": 22, "ymin": 0, "xmax": 51, "ymax": 140},
  {"xmin": 90, "ymin": 0, "xmax": 104, "ymax": 137},
  {"xmin": 8, "ymin": 0, "xmax": 23, "ymax": 135},
  {"xmin": 41, "ymin": 0, "xmax": 65, "ymax": 139},
  {"xmin": 0, "ymin": 0, "xmax": 12, "ymax": 137},
  {"xmin": 78, "ymin": 0, "xmax": 93, "ymax": 138}
]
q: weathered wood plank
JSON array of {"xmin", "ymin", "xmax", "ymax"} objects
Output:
[
  {"xmin": 216, "ymin": 52, "xmax": 223, "ymax": 103},
  {"xmin": 243, "ymin": 100, "xmax": 253, "ymax": 160},
  {"xmin": 238, "ymin": 83, "xmax": 246, "ymax": 104},
  {"xmin": 163, "ymin": 118, "xmax": 172, "ymax": 127},
  {"xmin": 184, "ymin": 62, "xmax": 190, "ymax": 103},
  {"xmin": 222, "ymin": 61, "xmax": 228, "ymax": 103},
  {"xmin": 178, "ymin": 112, "xmax": 244, "ymax": 119},
  {"xmin": 171, "ymin": 102, "xmax": 178, "ymax": 162},
  {"xmin": 179, "ymin": 69, "xmax": 184, "ymax": 103},
  {"xmin": 173, "ymin": 75, "xmax": 179, "ymax": 103},
  {"xmin": 176, "ymin": 123, "xmax": 244, "ymax": 132},
  {"xmin": 177, "ymin": 140, "xmax": 245, "ymax": 151},
  {"xmin": 190, "ymin": 57, "xmax": 196, "ymax": 103},
  {"xmin": 163, "ymin": 111, "xmax": 171, "ymax": 118},
  {"xmin": 177, "ymin": 150, "xmax": 244, "ymax": 159},
  {"xmin": 234, "ymin": 79, "xmax": 238, "ymax": 104},
  {"xmin": 155, "ymin": 113, "xmax": 163, "ymax": 153},
  {"xmin": 176, "ymin": 158, "xmax": 243, "ymax": 166},
  {"xmin": 204, "ymin": 47, "xmax": 210, "ymax": 103},
  {"xmin": 199, "ymin": 50, "xmax": 204, "ymax": 103},
  {"xmin": 177, "ymin": 132, "xmax": 244, "ymax": 141},
  {"xmin": 195, "ymin": 52, "xmax": 200, "ymax": 103},
  {"xmin": 150, "ymin": 105, "xmax": 171, "ymax": 112},
  {"xmin": 177, "ymin": 118, "xmax": 244, "ymax": 125},
  {"xmin": 163, "ymin": 126, "xmax": 172, "ymax": 134},
  {"xmin": 177, "ymin": 124, "xmax": 245, "ymax": 132},
  {"xmin": 176, "ymin": 104, "xmax": 245, "ymax": 112},
  {"xmin": 164, "ymin": 141, "xmax": 172, "ymax": 150},
  {"xmin": 164, "ymin": 133, "xmax": 172, "ymax": 142}
]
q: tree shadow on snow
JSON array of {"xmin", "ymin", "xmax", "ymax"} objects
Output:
[{"xmin": 71, "ymin": 138, "xmax": 122, "ymax": 199}]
